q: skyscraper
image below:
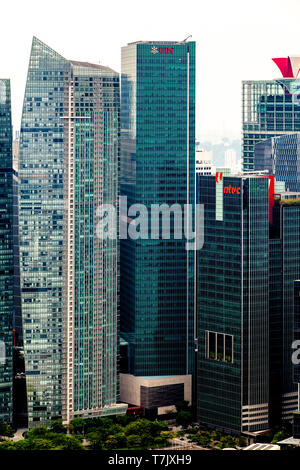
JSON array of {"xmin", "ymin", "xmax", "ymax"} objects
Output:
[
  {"xmin": 197, "ymin": 174, "xmax": 270, "ymax": 433},
  {"xmin": 120, "ymin": 41, "xmax": 195, "ymax": 414},
  {"xmin": 18, "ymin": 37, "xmax": 126, "ymax": 427},
  {"xmin": 254, "ymin": 134, "xmax": 300, "ymax": 192},
  {"xmin": 0, "ymin": 79, "xmax": 14, "ymax": 424},
  {"xmin": 197, "ymin": 174, "xmax": 300, "ymax": 433},
  {"xmin": 242, "ymin": 56, "xmax": 300, "ymax": 171}
]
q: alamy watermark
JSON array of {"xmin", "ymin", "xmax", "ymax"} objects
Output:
[{"xmin": 95, "ymin": 196, "xmax": 204, "ymax": 251}]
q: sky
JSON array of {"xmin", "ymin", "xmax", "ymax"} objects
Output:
[{"xmin": 1, "ymin": 0, "xmax": 300, "ymax": 142}]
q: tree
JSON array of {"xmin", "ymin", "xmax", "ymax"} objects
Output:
[
  {"xmin": 218, "ymin": 435, "xmax": 237, "ymax": 449},
  {"xmin": 176, "ymin": 410, "xmax": 193, "ymax": 427},
  {"xmin": 238, "ymin": 436, "xmax": 247, "ymax": 447},
  {"xmin": 149, "ymin": 420, "xmax": 168, "ymax": 437},
  {"xmin": 50, "ymin": 420, "xmax": 67, "ymax": 434},
  {"xmin": 25, "ymin": 426, "xmax": 48, "ymax": 438},
  {"xmin": 272, "ymin": 430, "xmax": 288, "ymax": 444},
  {"xmin": 197, "ymin": 434, "xmax": 211, "ymax": 447},
  {"xmin": 175, "ymin": 401, "xmax": 190, "ymax": 413},
  {"xmin": 70, "ymin": 418, "xmax": 85, "ymax": 435},
  {"xmin": 86, "ymin": 431, "xmax": 104, "ymax": 450},
  {"xmin": 124, "ymin": 419, "xmax": 152, "ymax": 437},
  {"xmin": 105, "ymin": 435, "xmax": 119, "ymax": 450},
  {"xmin": 0, "ymin": 422, "xmax": 14, "ymax": 438},
  {"xmin": 127, "ymin": 434, "xmax": 142, "ymax": 448}
]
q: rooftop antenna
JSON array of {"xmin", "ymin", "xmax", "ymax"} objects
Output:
[{"xmin": 182, "ymin": 35, "xmax": 192, "ymax": 43}]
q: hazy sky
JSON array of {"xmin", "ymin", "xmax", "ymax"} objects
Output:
[{"xmin": 1, "ymin": 0, "xmax": 300, "ymax": 142}]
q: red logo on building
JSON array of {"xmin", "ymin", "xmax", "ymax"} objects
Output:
[
  {"xmin": 159, "ymin": 47, "xmax": 174, "ymax": 54},
  {"xmin": 224, "ymin": 185, "xmax": 240, "ymax": 194},
  {"xmin": 215, "ymin": 172, "xmax": 223, "ymax": 183}
]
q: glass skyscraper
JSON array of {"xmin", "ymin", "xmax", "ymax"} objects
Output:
[
  {"xmin": 19, "ymin": 37, "xmax": 126, "ymax": 427},
  {"xmin": 197, "ymin": 174, "xmax": 300, "ymax": 433},
  {"xmin": 197, "ymin": 175, "xmax": 270, "ymax": 433},
  {"xmin": 242, "ymin": 77, "xmax": 300, "ymax": 171},
  {"xmin": 120, "ymin": 41, "xmax": 195, "ymax": 413},
  {"xmin": 0, "ymin": 79, "xmax": 14, "ymax": 424}
]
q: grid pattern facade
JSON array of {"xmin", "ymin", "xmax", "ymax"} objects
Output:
[
  {"xmin": 19, "ymin": 37, "xmax": 122, "ymax": 427},
  {"xmin": 242, "ymin": 79, "xmax": 300, "ymax": 170},
  {"xmin": 197, "ymin": 175, "xmax": 269, "ymax": 433},
  {"xmin": 120, "ymin": 42, "xmax": 195, "ymax": 377},
  {"xmin": 0, "ymin": 79, "xmax": 14, "ymax": 423},
  {"xmin": 254, "ymin": 134, "xmax": 300, "ymax": 192}
]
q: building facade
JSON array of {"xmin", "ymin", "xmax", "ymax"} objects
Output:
[
  {"xmin": 242, "ymin": 73, "xmax": 300, "ymax": 171},
  {"xmin": 195, "ymin": 148, "xmax": 215, "ymax": 176},
  {"xmin": 0, "ymin": 79, "xmax": 14, "ymax": 424},
  {"xmin": 197, "ymin": 175, "xmax": 271, "ymax": 433},
  {"xmin": 18, "ymin": 37, "xmax": 126, "ymax": 427},
  {"xmin": 254, "ymin": 134, "xmax": 300, "ymax": 192},
  {"xmin": 197, "ymin": 174, "xmax": 300, "ymax": 433},
  {"xmin": 120, "ymin": 41, "xmax": 195, "ymax": 413}
]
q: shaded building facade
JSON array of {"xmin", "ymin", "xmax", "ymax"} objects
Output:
[
  {"xmin": 197, "ymin": 175, "xmax": 270, "ymax": 433},
  {"xmin": 0, "ymin": 79, "xmax": 14, "ymax": 423},
  {"xmin": 197, "ymin": 174, "xmax": 300, "ymax": 433},
  {"xmin": 254, "ymin": 134, "xmax": 300, "ymax": 192}
]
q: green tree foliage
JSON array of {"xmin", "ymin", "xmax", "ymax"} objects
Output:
[
  {"xmin": 70, "ymin": 418, "xmax": 85, "ymax": 434},
  {"xmin": 272, "ymin": 430, "xmax": 288, "ymax": 444},
  {"xmin": 176, "ymin": 410, "xmax": 193, "ymax": 427},
  {"xmin": 0, "ymin": 426, "xmax": 84, "ymax": 451},
  {"xmin": 50, "ymin": 420, "xmax": 67, "ymax": 434},
  {"xmin": 0, "ymin": 423, "xmax": 14, "ymax": 437}
]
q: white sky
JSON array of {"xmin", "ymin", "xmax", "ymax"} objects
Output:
[{"xmin": 1, "ymin": 0, "xmax": 300, "ymax": 142}]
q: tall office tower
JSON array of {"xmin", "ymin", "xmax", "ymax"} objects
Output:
[
  {"xmin": 0, "ymin": 79, "xmax": 14, "ymax": 423},
  {"xmin": 197, "ymin": 174, "xmax": 300, "ymax": 433},
  {"xmin": 120, "ymin": 41, "xmax": 195, "ymax": 415},
  {"xmin": 197, "ymin": 174, "xmax": 271, "ymax": 434},
  {"xmin": 242, "ymin": 56, "xmax": 300, "ymax": 171},
  {"xmin": 254, "ymin": 134, "xmax": 300, "ymax": 192},
  {"xmin": 19, "ymin": 37, "xmax": 126, "ymax": 427}
]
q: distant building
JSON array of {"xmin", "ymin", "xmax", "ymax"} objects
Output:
[
  {"xmin": 195, "ymin": 148, "xmax": 215, "ymax": 175},
  {"xmin": 254, "ymin": 134, "xmax": 300, "ymax": 192},
  {"xmin": 242, "ymin": 56, "xmax": 300, "ymax": 171}
]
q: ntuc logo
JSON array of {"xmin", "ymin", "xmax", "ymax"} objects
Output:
[{"xmin": 224, "ymin": 185, "xmax": 240, "ymax": 195}]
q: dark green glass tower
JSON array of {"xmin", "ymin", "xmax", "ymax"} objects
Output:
[
  {"xmin": 0, "ymin": 79, "xmax": 14, "ymax": 423},
  {"xmin": 120, "ymin": 41, "xmax": 195, "ymax": 411},
  {"xmin": 197, "ymin": 175, "xmax": 270, "ymax": 433}
]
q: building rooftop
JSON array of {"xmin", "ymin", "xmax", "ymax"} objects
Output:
[
  {"xmin": 243, "ymin": 443, "xmax": 280, "ymax": 451},
  {"xmin": 126, "ymin": 40, "xmax": 193, "ymax": 46},
  {"xmin": 277, "ymin": 436, "xmax": 300, "ymax": 446},
  {"xmin": 70, "ymin": 60, "xmax": 117, "ymax": 74}
]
